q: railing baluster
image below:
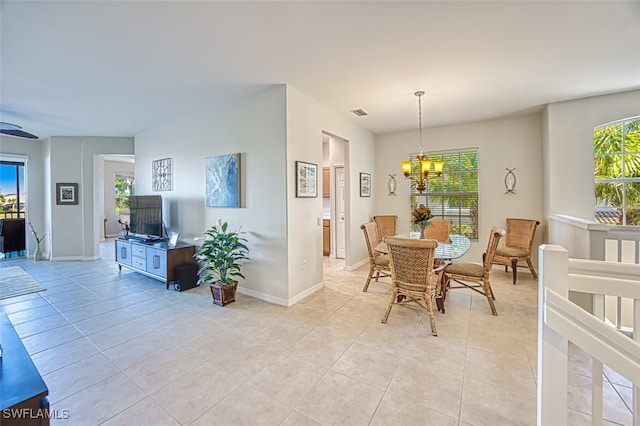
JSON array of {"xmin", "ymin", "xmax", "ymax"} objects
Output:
[{"xmin": 593, "ymin": 294, "xmax": 605, "ymax": 426}]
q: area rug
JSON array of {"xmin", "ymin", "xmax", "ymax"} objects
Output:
[{"xmin": 0, "ymin": 266, "xmax": 46, "ymax": 300}]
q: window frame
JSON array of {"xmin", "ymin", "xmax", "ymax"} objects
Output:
[
  {"xmin": 594, "ymin": 116, "xmax": 640, "ymax": 226},
  {"xmin": 409, "ymin": 148, "xmax": 479, "ymax": 240},
  {"xmin": 0, "ymin": 160, "xmax": 26, "ymax": 219}
]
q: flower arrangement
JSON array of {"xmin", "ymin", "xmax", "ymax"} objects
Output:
[
  {"xmin": 411, "ymin": 204, "xmax": 434, "ymax": 226},
  {"xmin": 28, "ymin": 222, "xmax": 46, "ymax": 245}
]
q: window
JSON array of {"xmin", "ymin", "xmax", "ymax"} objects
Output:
[
  {"xmin": 594, "ymin": 117, "xmax": 640, "ymax": 226},
  {"xmin": 0, "ymin": 161, "xmax": 25, "ymax": 219},
  {"xmin": 410, "ymin": 149, "xmax": 479, "ymax": 239},
  {"xmin": 115, "ymin": 174, "xmax": 134, "ymax": 219}
]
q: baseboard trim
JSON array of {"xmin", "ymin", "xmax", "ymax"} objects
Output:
[
  {"xmin": 237, "ymin": 280, "xmax": 325, "ymax": 307},
  {"xmin": 49, "ymin": 255, "xmax": 100, "ymax": 261},
  {"xmin": 344, "ymin": 258, "xmax": 368, "ymax": 271}
]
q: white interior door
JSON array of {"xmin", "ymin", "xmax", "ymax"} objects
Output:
[{"xmin": 335, "ymin": 166, "xmax": 346, "ymax": 259}]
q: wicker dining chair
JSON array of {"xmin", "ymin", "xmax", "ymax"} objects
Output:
[
  {"xmin": 373, "ymin": 215, "xmax": 397, "ymax": 240},
  {"xmin": 425, "ymin": 219, "xmax": 451, "ymax": 243},
  {"xmin": 492, "ymin": 218, "xmax": 540, "ymax": 284},
  {"xmin": 382, "ymin": 236, "xmax": 440, "ymax": 336},
  {"xmin": 444, "ymin": 227, "xmax": 505, "ymax": 316},
  {"xmin": 360, "ymin": 222, "xmax": 391, "ymax": 292}
]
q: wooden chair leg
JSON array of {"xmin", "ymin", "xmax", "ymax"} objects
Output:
[
  {"xmin": 487, "ymin": 281, "xmax": 497, "ymax": 300},
  {"xmin": 483, "ymin": 280, "xmax": 498, "ymax": 315},
  {"xmin": 381, "ymin": 291, "xmax": 396, "ymax": 323},
  {"xmin": 363, "ymin": 268, "xmax": 374, "ymax": 292},
  {"xmin": 511, "ymin": 259, "xmax": 518, "ymax": 284},
  {"xmin": 425, "ymin": 296, "xmax": 438, "ymax": 336},
  {"xmin": 526, "ymin": 258, "xmax": 538, "ymax": 279}
]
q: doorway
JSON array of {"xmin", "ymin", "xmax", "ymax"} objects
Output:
[
  {"xmin": 98, "ymin": 154, "xmax": 134, "ymax": 260},
  {"xmin": 0, "ymin": 159, "xmax": 26, "ymax": 257},
  {"xmin": 334, "ymin": 166, "xmax": 345, "ymax": 259},
  {"xmin": 321, "ymin": 132, "xmax": 348, "ymax": 265}
]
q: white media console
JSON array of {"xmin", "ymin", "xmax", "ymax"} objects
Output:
[{"xmin": 115, "ymin": 237, "xmax": 196, "ymax": 289}]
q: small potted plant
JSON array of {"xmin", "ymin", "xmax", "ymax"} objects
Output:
[
  {"xmin": 411, "ymin": 204, "xmax": 434, "ymax": 239},
  {"xmin": 194, "ymin": 222, "xmax": 250, "ymax": 306}
]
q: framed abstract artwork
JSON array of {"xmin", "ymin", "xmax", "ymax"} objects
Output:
[
  {"xmin": 152, "ymin": 157, "xmax": 173, "ymax": 191},
  {"xmin": 295, "ymin": 161, "xmax": 318, "ymax": 198},
  {"xmin": 360, "ymin": 172, "xmax": 371, "ymax": 197},
  {"xmin": 206, "ymin": 153, "xmax": 240, "ymax": 207},
  {"xmin": 56, "ymin": 183, "xmax": 79, "ymax": 205}
]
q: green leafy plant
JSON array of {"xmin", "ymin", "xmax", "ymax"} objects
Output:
[{"xmin": 194, "ymin": 222, "xmax": 250, "ymax": 286}]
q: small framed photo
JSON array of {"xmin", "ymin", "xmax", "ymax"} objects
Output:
[
  {"xmin": 295, "ymin": 161, "xmax": 318, "ymax": 198},
  {"xmin": 56, "ymin": 183, "xmax": 79, "ymax": 205},
  {"xmin": 360, "ymin": 173, "xmax": 371, "ymax": 197},
  {"xmin": 168, "ymin": 232, "xmax": 180, "ymax": 247}
]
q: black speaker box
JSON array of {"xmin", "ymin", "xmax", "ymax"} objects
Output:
[{"xmin": 174, "ymin": 263, "xmax": 199, "ymax": 292}]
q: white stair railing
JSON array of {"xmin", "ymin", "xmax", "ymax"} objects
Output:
[
  {"xmin": 548, "ymin": 214, "xmax": 640, "ymax": 332},
  {"xmin": 538, "ymin": 244, "xmax": 640, "ymax": 426}
]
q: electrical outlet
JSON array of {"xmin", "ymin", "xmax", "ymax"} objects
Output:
[
  {"xmin": 302, "ymin": 259, "xmax": 308, "ymax": 270},
  {"xmin": 317, "ymin": 217, "xmax": 321, "ymax": 226}
]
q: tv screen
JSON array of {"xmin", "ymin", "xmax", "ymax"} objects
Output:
[{"xmin": 128, "ymin": 195, "xmax": 163, "ymax": 238}]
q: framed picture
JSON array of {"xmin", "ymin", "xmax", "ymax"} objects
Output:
[
  {"xmin": 295, "ymin": 161, "xmax": 318, "ymax": 198},
  {"xmin": 206, "ymin": 153, "xmax": 240, "ymax": 207},
  {"xmin": 168, "ymin": 232, "xmax": 180, "ymax": 247},
  {"xmin": 56, "ymin": 183, "xmax": 79, "ymax": 205},
  {"xmin": 360, "ymin": 173, "xmax": 371, "ymax": 197}
]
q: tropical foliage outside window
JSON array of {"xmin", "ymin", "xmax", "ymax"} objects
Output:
[
  {"xmin": 115, "ymin": 174, "xmax": 134, "ymax": 218},
  {"xmin": 594, "ymin": 117, "xmax": 640, "ymax": 226},
  {"xmin": 410, "ymin": 149, "xmax": 479, "ymax": 239}
]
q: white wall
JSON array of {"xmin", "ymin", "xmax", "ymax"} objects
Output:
[
  {"xmin": 133, "ymin": 85, "xmax": 376, "ymax": 305},
  {"xmin": 285, "ymin": 86, "xmax": 376, "ymax": 301},
  {"xmin": 543, "ymin": 89, "xmax": 640, "ymax": 225},
  {"xmin": 47, "ymin": 136, "xmax": 134, "ymax": 260},
  {"xmin": 135, "ymin": 86, "xmax": 290, "ymax": 303},
  {"xmin": 375, "ymin": 113, "xmax": 544, "ymax": 263}
]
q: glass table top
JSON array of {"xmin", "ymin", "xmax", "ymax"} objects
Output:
[{"xmin": 375, "ymin": 233, "xmax": 471, "ymax": 260}]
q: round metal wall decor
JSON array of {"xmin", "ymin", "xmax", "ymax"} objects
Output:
[
  {"xmin": 504, "ymin": 168, "xmax": 516, "ymax": 194},
  {"xmin": 387, "ymin": 174, "xmax": 397, "ymax": 195}
]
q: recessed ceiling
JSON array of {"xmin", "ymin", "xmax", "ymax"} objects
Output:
[{"xmin": 1, "ymin": 1, "xmax": 638, "ymax": 140}]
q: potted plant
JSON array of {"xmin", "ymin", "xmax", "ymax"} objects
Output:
[
  {"xmin": 411, "ymin": 204, "xmax": 434, "ymax": 239},
  {"xmin": 194, "ymin": 222, "xmax": 250, "ymax": 306}
]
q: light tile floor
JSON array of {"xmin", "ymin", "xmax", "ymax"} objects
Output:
[{"xmin": 0, "ymin": 241, "xmax": 633, "ymax": 425}]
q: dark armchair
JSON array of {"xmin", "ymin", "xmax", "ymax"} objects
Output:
[{"xmin": 0, "ymin": 218, "xmax": 27, "ymax": 257}]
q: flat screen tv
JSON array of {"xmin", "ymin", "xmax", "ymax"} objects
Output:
[{"xmin": 128, "ymin": 195, "xmax": 163, "ymax": 238}]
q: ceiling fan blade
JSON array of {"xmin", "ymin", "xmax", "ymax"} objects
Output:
[
  {"xmin": 0, "ymin": 121, "xmax": 22, "ymax": 130},
  {"xmin": 0, "ymin": 122, "xmax": 38, "ymax": 138}
]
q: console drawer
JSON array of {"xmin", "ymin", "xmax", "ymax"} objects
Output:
[
  {"xmin": 131, "ymin": 256, "xmax": 146, "ymax": 269},
  {"xmin": 131, "ymin": 244, "xmax": 146, "ymax": 257}
]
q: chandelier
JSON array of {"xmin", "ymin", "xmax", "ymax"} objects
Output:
[{"xmin": 401, "ymin": 91, "xmax": 443, "ymax": 193}]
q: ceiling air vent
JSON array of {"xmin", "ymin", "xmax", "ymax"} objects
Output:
[{"xmin": 351, "ymin": 109, "xmax": 368, "ymax": 117}]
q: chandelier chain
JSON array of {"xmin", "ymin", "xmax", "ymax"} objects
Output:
[
  {"xmin": 401, "ymin": 90, "xmax": 442, "ymax": 193},
  {"xmin": 416, "ymin": 91, "xmax": 424, "ymax": 156}
]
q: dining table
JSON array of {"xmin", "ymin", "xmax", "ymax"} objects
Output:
[{"xmin": 375, "ymin": 233, "xmax": 471, "ymax": 313}]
